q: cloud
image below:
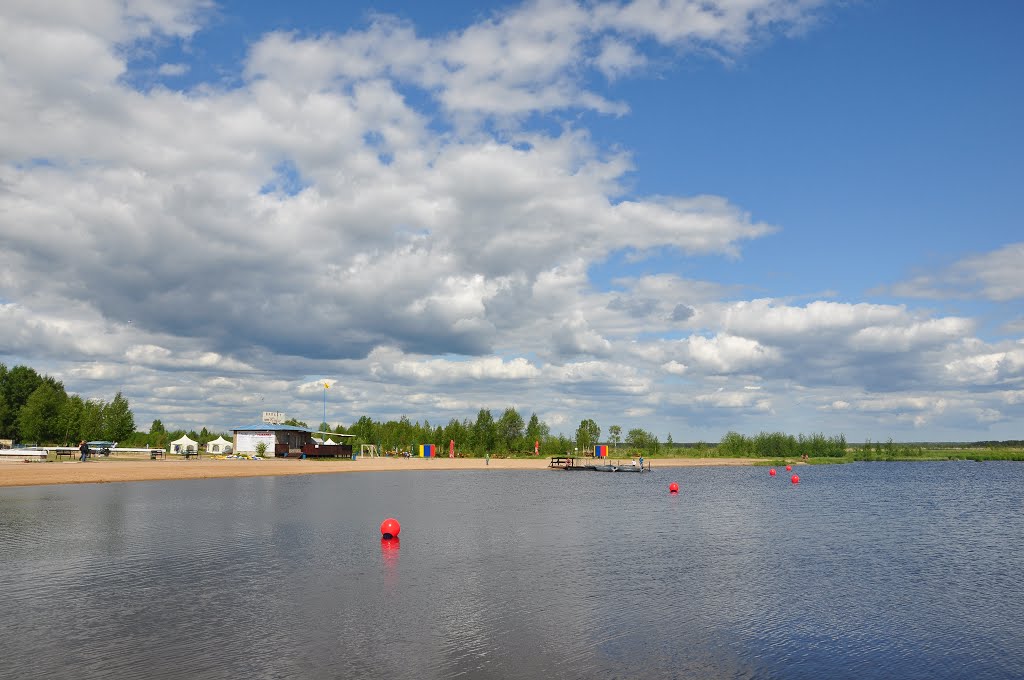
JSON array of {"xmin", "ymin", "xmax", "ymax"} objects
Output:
[
  {"xmin": 594, "ymin": 37, "xmax": 647, "ymax": 79},
  {"xmin": 157, "ymin": 62, "xmax": 189, "ymax": 76},
  {"xmin": 592, "ymin": 0, "xmax": 828, "ymax": 54},
  {"xmin": 378, "ymin": 354, "xmax": 541, "ymax": 384},
  {"xmin": 4, "ymin": 0, "xmax": 1022, "ymax": 443},
  {"xmin": 671, "ymin": 304, "xmax": 695, "ymax": 322},
  {"xmin": 693, "ymin": 388, "xmax": 773, "ymax": 410},
  {"xmin": 943, "ymin": 340, "xmax": 1024, "ymax": 386},
  {"xmin": 886, "ymin": 242, "xmax": 1024, "ymax": 302}
]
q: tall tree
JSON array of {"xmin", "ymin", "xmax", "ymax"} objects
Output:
[
  {"xmin": 442, "ymin": 418, "xmax": 466, "ymax": 454},
  {"xmin": 496, "ymin": 407, "xmax": 525, "ymax": 452},
  {"xmin": 103, "ymin": 392, "xmax": 135, "ymax": 442},
  {"xmin": 575, "ymin": 419, "xmax": 601, "ymax": 453},
  {"xmin": 473, "ymin": 408, "xmax": 496, "ymax": 453},
  {"xmin": 1, "ymin": 365, "xmax": 43, "ymax": 438},
  {"xmin": 57, "ymin": 395, "xmax": 84, "ymax": 445},
  {"xmin": 608, "ymin": 425, "xmax": 622, "ymax": 450},
  {"xmin": 17, "ymin": 381, "xmax": 67, "ymax": 444},
  {"xmin": 80, "ymin": 399, "xmax": 106, "ymax": 441},
  {"xmin": 148, "ymin": 419, "xmax": 169, "ymax": 448},
  {"xmin": 0, "ymin": 392, "xmax": 9, "ymax": 441},
  {"xmin": 625, "ymin": 428, "xmax": 650, "ymax": 449}
]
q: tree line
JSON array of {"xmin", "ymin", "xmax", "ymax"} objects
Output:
[
  {"xmin": 0, "ymin": 363, "xmax": 135, "ymax": 445},
  {"xmin": 311, "ymin": 409, "xmax": 666, "ymax": 457},
  {"xmin": 2, "ymin": 361, "xmax": 858, "ymax": 459},
  {"xmin": 715, "ymin": 431, "xmax": 848, "ymax": 458}
]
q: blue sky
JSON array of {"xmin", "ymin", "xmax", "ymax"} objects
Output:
[{"xmin": 1, "ymin": 0, "xmax": 1022, "ymax": 442}]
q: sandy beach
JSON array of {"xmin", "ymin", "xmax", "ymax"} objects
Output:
[{"xmin": 0, "ymin": 455, "xmax": 769, "ymax": 488}]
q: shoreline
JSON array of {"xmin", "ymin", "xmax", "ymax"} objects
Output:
[{"xmin": 0, "ymin": 456, "xmax": 769, "ymax": 488}]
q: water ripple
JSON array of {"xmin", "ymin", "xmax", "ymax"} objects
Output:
[{"xmin": 1, "ymin": 463, "xmax": 1023, "ymax": 679}]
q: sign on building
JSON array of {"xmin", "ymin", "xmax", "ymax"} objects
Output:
[
  {"xmin": 237, "ymin": 431, "xmax": 275, "ymax": 453},
  {"xmin": 262, "ymin": 411, "xmax": 285, "ymax": 424}
]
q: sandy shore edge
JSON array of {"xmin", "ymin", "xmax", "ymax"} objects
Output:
[{"xmin": 0, "ymin": 456, "xmax": 771, "ymax": 488}]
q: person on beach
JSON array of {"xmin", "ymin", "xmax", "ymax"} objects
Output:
[
  {"xmin": 485, "ymin": 453, "xmax": 489, "ymax": 466},
  {"xmin": 79, "ymin": 440, "xmax": 90, "ymax": 462},
  {"xmin": 639, "ymin": 455, "xmax": 644, "ymax": 470}
]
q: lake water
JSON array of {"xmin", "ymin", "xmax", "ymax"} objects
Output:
[{"xmin": 1, "ymin": 462, "xmax": 1022, "ymax": 679}]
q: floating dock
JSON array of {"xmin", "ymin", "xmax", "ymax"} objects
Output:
[{"xmin": 549, "ymin": 456, "xmax": 648, "ymax": 472}]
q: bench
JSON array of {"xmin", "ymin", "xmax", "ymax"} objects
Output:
[
  {"xmin": 55, "ymin": 450, "xmax": 76, "ymax": 460},
  {"xmin": 183, "ymin": 450, "xmax": 200, "ymax": 460},
  {"xmin": 150, "ymin": 450, "xmax": 166, "ymax": 460}
]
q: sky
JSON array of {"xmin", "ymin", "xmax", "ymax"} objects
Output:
[{"xmin": 1, "ymin": 0, "xmax": 1022, "ymax": 442}]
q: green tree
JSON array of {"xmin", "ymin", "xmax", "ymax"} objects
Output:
[
  {"xmin": 102, "ymin": 392, "xmax": 135, "ymax": 442},
  {"xmin": 349, "ymin": 416, "xmax": 377, "ymax": 445},
  {"xmin": 57, "ymin": 395, "xmax": 84, "ymax": 444},
  {"xmin": 625, "ymin": 428, "xmax": 650, "ymax": 450},
  {"xmin": 0, "ymin": 391, "xmax": 10, "ymax": 441},
  {"xmin": 608, "ymin": 425, "xmax": 622, "ymax": 450},
  {"xmin": 718, "ymin": 431, "xmax": 751, "ymax": 457},
  {"xmin": 1, "ymin": 365, "xmax": 43, "ymax": 439},
  {"xmin": 575, "ymin": 419, "xmax": 601, "ymax": 453},
  {"xmin": 148, "ymin": 419, "xmax": 169, "ymax": 448},
  {"xmin": 80, "ymin": 399, "xmax": 106, "ymax": 441},
  {"xmin": 473, "ymin": 408, "xmax": 496, "ymax": 454},
  {"xmin": 496, "ymin": 407, "xmax": 525, "ymax": 453},
  {"xmin": 442, "ymin": 418, "xmax": 467, "ymax": 454},
  {"xmin": 17, "ymin": 381, "xmax": 67, "ymax": 444}
]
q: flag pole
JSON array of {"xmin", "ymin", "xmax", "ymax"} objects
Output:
[{"xmin": 323, "ymin": 380, "xmax": 327, "ymax": 428}]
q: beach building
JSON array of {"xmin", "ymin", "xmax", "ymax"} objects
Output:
[
  {"xmin": 170, "ymin": 435, "xmax": 198, "ymax": 455},
  {"xmin": 205, "ymin": 436, "xmax": 232, "ymax": 455},
  {"xmin": 231, "ymin": 423, "xmax": 355, "ymax": 457}
]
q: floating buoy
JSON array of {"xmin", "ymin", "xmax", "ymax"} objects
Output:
[
  {"xmin": 785, "ymin": 465, "xmax": 792, "ymax": 471},
  {"xmin": 769, "ymin": 468, "xmax": 776, "ymax": 476},
  {"xmin": 791, "ymin": 475, "xmax": 800, "ymax": 484},
  {"xmin": 380, "ymin": 517, "xmax": 401, "ymax": 538},
  {"xmin": 669, "ymin": 482, "xmax": 679, "ymax": 493}
]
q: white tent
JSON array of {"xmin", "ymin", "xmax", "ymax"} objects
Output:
[
  {"xmin": 205, "ymin": 436, "xmax": 232, "ymax": 454},
  {"xmin": 324, "ymin": 437, "xmax": 337, "ymax": 445},
  {"xmin": 170, "ymin": 435, "xmax": 198, "ymax": 454}
]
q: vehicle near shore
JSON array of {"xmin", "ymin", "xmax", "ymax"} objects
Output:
[{"xmin": 87, "ymin": 441, "xmax": 116, "ymax": 456}]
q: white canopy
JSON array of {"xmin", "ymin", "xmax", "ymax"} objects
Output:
[
  {"xmin": 205, "ymin": 436, "xmax": 232, "ymax": 453},
  {"xmin": 170, "ymin": 435, "xmax": 198, "ymax": 453}
]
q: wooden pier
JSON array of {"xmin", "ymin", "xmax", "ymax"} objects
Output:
[{"xmin": 549, "ymin": 456, "xmax": 648, "ymax": 472}]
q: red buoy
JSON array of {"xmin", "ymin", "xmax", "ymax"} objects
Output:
[
  {"xmin": 791, "ymin": 475, "xmax": 800, "ymax": 484},
  {"xmin": 669, "ymin": 482, "xmax": 679, "ymax": 493},
  {"xmin": 785, "ymin": 465, "xmax": 792, "ymax": 471},
  {"xmin": 380, "ymin": 518, "xmax": 401, "ymax": 538},
  {"xmin": 769, "ymin": 468, "xmax": 776, "ymax": 476}
]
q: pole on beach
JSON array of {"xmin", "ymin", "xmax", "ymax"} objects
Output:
[{"xmin": 323, "ymin": 380, "xmax": 328, "ymax": 428}]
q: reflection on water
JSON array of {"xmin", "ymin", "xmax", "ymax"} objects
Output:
[{"xmin": 1, "ymin": 463, "xmax": 1023, "ymax": 679}]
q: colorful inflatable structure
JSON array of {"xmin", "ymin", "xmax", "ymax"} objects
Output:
[
  {"xmin": 419, "ymin": 444, "xmax": 435, "ymax": 457},
  {"xmin": 595, "ymin": 445, "xmax": 608, "ymax": 458}
]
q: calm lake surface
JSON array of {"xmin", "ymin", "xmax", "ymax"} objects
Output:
[{"xmin": 1, "ymin": 462, "xmax": 1022, "ymax": 679}]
